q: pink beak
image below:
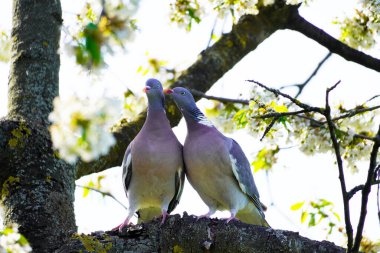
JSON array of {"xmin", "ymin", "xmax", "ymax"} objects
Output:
[
  {"xmin": 143, "ymin": 86, "xmax": 151, "ymax": 93},
  {"xmin": 164, "ymin": 88, "xmax": 173, "ymax": 94}
]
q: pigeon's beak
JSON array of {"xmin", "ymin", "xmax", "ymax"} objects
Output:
[
  {"xmin": 164, "ymin": 88, "xmax": 173, "ymax": 94},
  {"xmin": 143, "ymin": 86, "xmax": 151, "ymax": 93}
]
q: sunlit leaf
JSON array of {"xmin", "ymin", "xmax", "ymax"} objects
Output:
[
  {"xmin": 301, "ymin": 211, "xmax": 308, "ymax": 223},
  {"xmin": 308, "ymin": 213, "xmax": 316, "ymax": 227},
  {"xmin": 290, "ymin": 201, "xmax": 305, "ymax": 211},
  {"xmin": 333, "ymin": 212, "xmax": 341, "ymax": 222}
]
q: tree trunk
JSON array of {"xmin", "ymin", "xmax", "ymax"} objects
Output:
[
  {"xmin": 56, "ymin": 213, "xmax": 346, "ymax": 253},
  {"xmin": 0, "ymin": 0, "xmax": 76, "ymax": 252}
]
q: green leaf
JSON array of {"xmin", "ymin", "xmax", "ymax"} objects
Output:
[
  {"xmin": 83, "ymin": 180, "xmax": 94, "ymax": 198},
  {"xmin": 333, "ymin": 212, "xmax": 341, "ymax": 222},
  {"xmin": 308, "ymin": 213, "xmax": 316, "ymax": 227},
  {"xmin": 290, "ymin": 201, "xmax": 305, "ymax": 211},
  {"xmin": 84, "ymin": 23, "xmax": 101, "ymax": 66}
]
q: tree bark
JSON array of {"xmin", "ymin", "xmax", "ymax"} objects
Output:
[
  {"xmin": 0, "ymin": 0, "xmax": 76, "ymax": 252},
  {"xmin": 56, "ymin": 213, "xmax": 346, "ymax": 253}
]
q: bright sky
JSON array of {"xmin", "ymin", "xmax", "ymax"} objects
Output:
[{"xmin": 0, "ymin": 0, "xmax": 379, "ymax": 247}]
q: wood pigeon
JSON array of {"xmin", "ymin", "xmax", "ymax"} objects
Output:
[
  {"xmin": 115, "ymin": 79, "xmax": 185, "ymax": 231},
  {"xmin": 165, "ymin": 87, "xmax": 269, "ymax": 227}
]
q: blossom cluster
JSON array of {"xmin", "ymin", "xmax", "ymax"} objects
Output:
[
  {"xmin": 169, "ymin": 0, "xmax": 306, "ymax": 29},
  {"xmin": 0, "ymin": 225, "xmax": 32, "ymax": 253},
  {"xmin": 63, "ymin": 0, "xmax": 139, "ymax": 68},
  {"xmin": 49, "ymin": 96, "xmax": 121, "ymax": 164},
  {"xmin": 337, "ymin": 0, "xmax": 380, "ymax": 49},
  {"xmin": 211, "ymin": 85, "xmax": 380, "ymax": 172},
  {"xmin": 0, "ymin": 31, "xmax": 11, "ymax": 62}
]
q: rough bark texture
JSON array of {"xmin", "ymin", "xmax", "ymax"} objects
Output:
[
  {"xmin": 56, "ymin": 213, "xmax": 346, "ymax": 253},
  {"xmin": 0, "ymin": 0, "xmax": 76, "ymax": 252},
  {"xmin": 75, "ymin": 2, "xmax": 297, "ymax": 178}
]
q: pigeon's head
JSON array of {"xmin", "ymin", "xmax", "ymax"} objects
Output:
[
  {"xmin": 164, "ymin": 87, "xmax": 196, "ymax": 112},
  {"xmin": 144, "ymin": 78, "xmax": 165, "ymax": 108}
]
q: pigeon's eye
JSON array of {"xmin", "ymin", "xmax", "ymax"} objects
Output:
[{"xmin": 180, "ymin": 91, "xmax": 186, "ymax": 96}]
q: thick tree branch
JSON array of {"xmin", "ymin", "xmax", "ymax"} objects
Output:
[
  {"xmin": 56, "ymin": 214, "xmax": 345, "ymax": 253},
  {"xmin": 286, "ymin": 9, "xmax": 380, "ymax": 73},
  {"xmin": 75, "ymin": 3, "xmax": 299, "ymax": 178}
]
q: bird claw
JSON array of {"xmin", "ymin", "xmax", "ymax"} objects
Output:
[
  {"xmin": 112, "ymin": 218, "xmax": 131, "ymax": 233},
  {"xmin": 224, "ymin": 216, "xmax": 239, "ymax": 224}
]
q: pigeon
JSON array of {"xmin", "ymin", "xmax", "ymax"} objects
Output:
[
  {"xmin": 115, "ymin": 79, "xmax": 185, "ymax": 231},
  {"xmin": 165, "ymin": 87, "xmax": 269, "ymax": 227}
]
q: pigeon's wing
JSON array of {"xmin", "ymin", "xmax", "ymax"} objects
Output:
[
  {"xmin": 228, "ymin": 139, "xmax": 265, "ymax": 217},
  {"xmin": 122, "ymin": 142, "xmax": 133, "ymax": 196},
  {"xmin": 168, "ymin": 161, "xmax": 185, "ymax": 213}
]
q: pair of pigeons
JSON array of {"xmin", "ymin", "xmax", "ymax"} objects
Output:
[{"xmin": 114, "ymin": 78, "xmax": 269, "ymax": 231}]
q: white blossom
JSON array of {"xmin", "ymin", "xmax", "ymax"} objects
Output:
[
  {"xmin": 0, "ymin": 225, "xmax": 32, "ymax": 253},
  {"xmin": 49, "ymin": 96, "xmax": 122, "ymax": 164}
]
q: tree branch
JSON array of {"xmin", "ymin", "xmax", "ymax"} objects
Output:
[
  {"xmin": 347, "ymin": 179, "xmax": 380, "ymax": 200},
  {"xmin": 75, "ymin": 3, "xmax": 299, "ymax": 179},
  {"xmin": 251, "ymin": 109, "xmax": 308, "ymax": 119},
  {"xmin": 190, "ymin": 89, "xmax": 250, "ymax": 105},
  {"xmin": 56, "ymin": 214, "xmax": 346, "ymax": 253},
  {"xmin": 352, "ymin": 125, "xmax": 380, "ymax": 252},
  {"xmin": 323, "ymin": 82, "xmax": 354, "ymax": 252},
  {"xmin": 286, "ymin": 9, "xmax": 380, "ymax": 73},
  {"xmin": 281, "ymin": 51, "xmax": 332, "ymax": 97},
  {"xmin": 329, "ymin": 105, "xmax": 380, "ymax": 122},
  {"xmin": 247, "ymin": 79, "xmax": 324, "ymax": 113}
]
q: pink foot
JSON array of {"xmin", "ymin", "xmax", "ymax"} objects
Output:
[
  {"xmin": 113, "ymin": 217, "xmax": 131, "ymax": 232},
  {"xmin": 225, "ymin": 216, "xmax": 239, "ymax": 223},
  {"xmin": 225, "ymin": 209, "xmax": 238, "ymax": 223},
  {"xmin": 111, "ymin": 223, "xmax": 122, "ymax": 231},
  {"xmin": 160, "ymin": 210, "xmax": 168, "ymax": 225}
]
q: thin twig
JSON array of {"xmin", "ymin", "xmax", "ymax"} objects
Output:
[
  {"xmin": 353, "ymin": 133, "xmax": 376, "ymax": 142},
  {"xmin": 352, "ymin": 125, "xmax": 380, "ymax": 252},
  {"xmin": 323, "ymin": 82, "xmax": 354, "ymax": 251},
  {"xmin": 260, "ymin": 116, "xmax": 279, "ymax": 141},
  {"xmin": 207, "ymin": 17, "xmax": 218, "ymax": 48},
  {"xmin": 251, "ymin": 110, "xmax": 308, "ymax": 119},
  {"xmin": 246, "ymin": 80, "xmax": 324, "ymax": 114},
  {"xmin": 327, "ymin": 105, "xmax": 380, "ymax": 122},
  {"xmin": 281, "ymin": 52, "xmax": 332, "ymax": 98},
  {"xmin": 190, "ymin": 89, "xmax": 249, "ymax": 105},
  {"xmin": 366, "ymin": 94, "xmax": 380, "ymax": 103},
  {"xmin": 76, "ymin": 185, "xmax": 128, "ymax": 211},
  {"xmin": 347, "ymin": 179, "xmax": 380, "ymax": 200}
]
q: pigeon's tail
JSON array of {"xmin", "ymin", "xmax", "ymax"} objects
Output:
[{"xmin": 236, "ymin": 203, "xmax": 271, "ymax": 228}]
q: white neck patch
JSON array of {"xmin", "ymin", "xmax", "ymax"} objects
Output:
[{"xmin": 196, "ymin": 114, "xmax": 214, "ymax": 127}]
